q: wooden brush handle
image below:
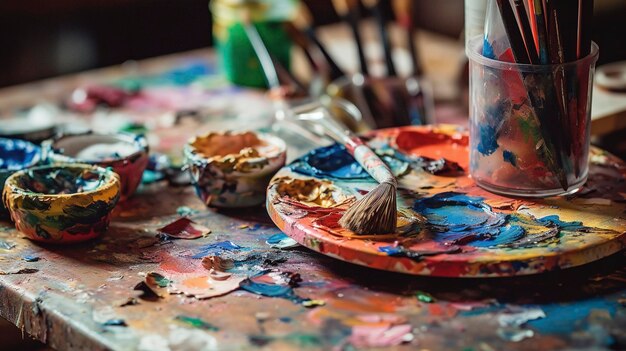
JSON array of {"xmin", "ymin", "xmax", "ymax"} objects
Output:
[{"xmin": 314, "ymin": 110, "xmax": 396, "ymax": 186}]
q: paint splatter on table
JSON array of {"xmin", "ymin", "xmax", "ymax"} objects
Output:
[
  {"xmin": 0, "ymin": 184, "xmax": 625, "ymax": 350},
  {"xmin": 0, "ymin": 57, "xmax": 625, "ymax": 350}
]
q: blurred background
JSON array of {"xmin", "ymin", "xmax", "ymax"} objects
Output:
[{"xmin": 1, "ymin": 0, "xmax": 625, "ymax": 88}]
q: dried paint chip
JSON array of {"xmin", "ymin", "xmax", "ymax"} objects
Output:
[
  {"xmin": 134, "ymin": 272, "xmax": 171, "ymax": 298},
  {"xmin": 157, "ymin": 217, "xmax": 211, "ymax": 240},
  {"xmin": 0, "ymin": 268, "xmax": 38, "ymax": 275},
  {"xmin": 103, "ymin": 319, "xmax": 128, "ymax": 327},
  {"xmin": 177, "ymin": 206, "xmax": 200, "ymax": 216},
  {"xmin": 23, "ymin": 255, "xmax": 40, "ymax": 262},
  {"xmin": 498, "ymin": 308, "xmax": 546, "ymax": 327},
  {"xmin": 169, "ymin": 274, "xmax": 245, "ymax": 299},
  {"xmin": 0, "ymin": 239, "xmax": 15, "ymax": 250},
  {"xmin": 175, "ymin": 315, "xmax": 219, "ymax": 331},
  {"xmin": 209, "ymin": 270, "xmax": 232, "ymax": 281},
  {"xmin": 302, "ymin": 299, "xmax": 325, "ymax": 308},
  {"xmin": 239, "ymin": 270, "xmax": 318, "ymax": 306},
  {"xmin": 415, "ymin": 291, "xmax": 435, "ymax": 303},
  {"xmin": 201, "ymin": 256, "xmax": 234, "ymax": 272},
  {"xmin": 266, "ymin": 233, "xmax": 299, "ymax": 249}
]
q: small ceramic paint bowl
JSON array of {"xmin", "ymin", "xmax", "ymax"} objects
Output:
[
  {"xmin": 0, "ymin": 138, "xmax": 41, "ymax": 217},
  {"xmin": 2, "ymin": 164, "xmax": 120, "ymax": 243},
  {"xmin": 184, "ymin": 131, "xmax": 287, "ymax": 207},
  {"xmin": 0, "ymin": 117, "xmax": 56, "ymax": 144},
  {"xmin": 44, "ymin": 132, "xmax": 149, "ymax": 201}
]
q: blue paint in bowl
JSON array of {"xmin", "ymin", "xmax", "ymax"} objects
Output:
[{"xmin": 0, "ymin": 138, "xmax": 41, "ymax": 216}]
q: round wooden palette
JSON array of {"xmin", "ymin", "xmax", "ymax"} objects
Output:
[{"xmin": 267, "ymin": 125, "xmax": 626, "ymax": 277}]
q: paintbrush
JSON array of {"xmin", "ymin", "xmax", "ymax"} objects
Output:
[
  {"xmin": 332, "ymin": 0, "xmax": 369, "ymax": 75},
  {"xmin": 295, "ymin": 104, "xmax": 398, "ymax": 234},
  {"xmin": 363, "ymin": 0, "xmax": 414, "ymax": 126},
  {"xmin": 243, "ymin": 17, "xmax": 328, "ymax": 146},
  {"xmin": 284, "ymin": 22, "xmax": 323, "ymax": 74},
  {"xmin": 512, "ymin": 0, "xmax": 540, "ymax": 64},
  {"xmin": 546, "ymin": 0, "xmax": 574, "ymax": 169},
  {"xmin": 533, "ymin": 0, "xmax": 549, "ymax": 64},
  {"xmin": 392, "ymin": 0, "xmax": 429, "ymax": 124},
  {"xmin": 577, "ymin": 0, "xmax": 593, "ymax": 58},
  {"xmin": 244, "ymin": 18, "xmax": 398, "ymax": 234},
  {"xmin": 496, "ymin": 0, "xmax": 569, "ymax": 190},
  {"xmin": 392, "ymin": 0, "xmax": 422, "ymax": 76},
  {"xmin": 362, "ymin": 0, "xmax": 397, "ymax": 77},
  {"xmin": 292, "ymin": 3, "xmax": 345, "ymax": 81},
  {"xmin": 574, "ymin": 0, "xmax": 594, "ymax": 177}
]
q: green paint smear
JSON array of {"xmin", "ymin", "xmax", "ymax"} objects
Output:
[
  {"xmin": 174, "ymin": 315, "xmax": 219, "ymax": 331},
  {"xmin": 148, "ymin": 272, "xmax": 171, "ymax": 288},
  {"xmin": 250, "ymin": 333, "xmax": 322, "ymax": 348},
  {"xmin": 416, "ymin": 291, "xmax": 435, "ymax": 303}
]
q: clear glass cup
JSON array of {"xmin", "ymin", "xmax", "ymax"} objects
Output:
[{"xmin": 466, "ymin": 36, "xmax": 599, "ymax": 197}]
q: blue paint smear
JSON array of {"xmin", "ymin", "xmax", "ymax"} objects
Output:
[
  {"xmin": 239, "ymin": 271, "xmax": 309, "ymax": 304},
  {"xmin": 409, "ymin": 192, "xmax": 593, "ymax": 249},
  {"xmin": 23, "ymin": 254, "xmax": 40, "ymax": 262},
  {"xmin": 477, "ymin": 124, "xmax": 499, "ymax": 156},
  {"xmin": 289, "ymin": 144, "xmax": 367, "ymax": 180},
  {"xmin": 482, "ymin": 38, "xmax": 496, "ymax": 59},
  {"xmin": 502, "ymin": 150, "xmax": 517, "ymax": 167},
  {"xmin": 378, "ymin": 245, "xmax": 461, "ymax": 260},
  {"xmin": 470, "ymin": 225, "xmax": 525, "ymax": 247},
  {"xmin": 537, "ymin": 215, "xmax": 584, "ymax": 231},
  {"xmin": 413, "ymin": 192, "xmax": 509, "ymax": 246},
  {"xmin": 527, "ymin": 298, "xmax": 617, "ymax": 336},
  {"xmin": 266, "ymin": 233, "xmax": 290, "ymax": 245},
  {"xmin": 289, "ymin": 143, "xmax": 463, "ymax": 180},
  {"xmin": 191, "ymin": 241, "xmax": 244, "ymax": 259},
  {"xmin": 0, "ymin": 138, "xmax": 40, "ymax": 171}
]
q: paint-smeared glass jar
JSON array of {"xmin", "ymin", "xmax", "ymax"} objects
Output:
[
  {"xmin": 211, "ymin": 0, "xmax": 297, "ymax": 88},
  {"xmin": 467, "ymin": 36, "xmax": 599, "ymax": 197}
]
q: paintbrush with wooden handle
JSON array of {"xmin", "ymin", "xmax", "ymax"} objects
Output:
[
  {"xmin": 331, "ymin": 0, "xmax": 368, "ymax": 75},
  {"xmin": 295, "ymin": 105, "xmax": 398, "ymax": 234}
]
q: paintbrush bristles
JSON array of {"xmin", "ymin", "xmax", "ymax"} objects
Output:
[{"xmin": 339, "ymin": 181, "xmax": 397, "ymax": 234}]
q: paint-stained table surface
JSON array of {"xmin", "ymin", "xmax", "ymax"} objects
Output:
[{"xmin": 0, "ymin": 48, "xmax": 625, "ymax": 351}]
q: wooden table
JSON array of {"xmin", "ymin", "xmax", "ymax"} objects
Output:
[{"xmin": 1, "ymin": 47, "xmax": 626, "ymax": 351}]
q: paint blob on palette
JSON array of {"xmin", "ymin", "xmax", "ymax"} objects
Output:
[{"xmin": 267, "ymin": 125, "xmax": 626, "ymax": 277}]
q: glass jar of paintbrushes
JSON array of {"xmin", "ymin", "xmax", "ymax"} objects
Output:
[{"xmin": 468, "ymin": 0, "xmax": 598, "ymax": 197}]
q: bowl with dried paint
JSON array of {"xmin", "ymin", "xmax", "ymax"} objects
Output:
[
  {"xmin": 0, "ymin": 138, "xmax": 41, "ymax": 217},
  {"xmin": 2, "ymin": 164, "xmax": 120, "ymax": 243},
  {"xmin": 45, "ymin": 132, "xmax": 149, "ymax": 201},
  {"xmin": 184, "ymin": 131, "xmax": 287, "ymax": 207}
]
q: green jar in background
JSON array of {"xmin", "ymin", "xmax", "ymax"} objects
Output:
[{"xmin": 211, "ymin": 0, "xmax": 298, "ymax": 88}]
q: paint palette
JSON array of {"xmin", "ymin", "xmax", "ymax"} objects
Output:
[{"xmin": 267, "ymin": 125, "xmax": 626, "ymax": 277}]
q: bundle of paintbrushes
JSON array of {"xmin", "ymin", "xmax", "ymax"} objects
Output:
[
  {"xmin": 467, "ymin": 0, "xmax": 599, "ymax": 197},
  {"xmin": 286, "ymin": 0, "xmax": 432, "ymax": 129},
  {"xmin": 244, "ymin": 14, "xmax": 398, "ymax": 234}
]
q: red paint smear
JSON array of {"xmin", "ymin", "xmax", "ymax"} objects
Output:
[
  {"xmin": 427, "ymin": 304, "xmax": 458, "ymax": 318},
  {"xmin": 158, "ymin": 250, "xmax": 198, "ymax": 273},
  {"xmin": 157, "ymin": 217, "xmax": 209, "ymax": 239},
  {"xmin": 394, "ymin": 130, "xmax": 468, "ymax": 168}
]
